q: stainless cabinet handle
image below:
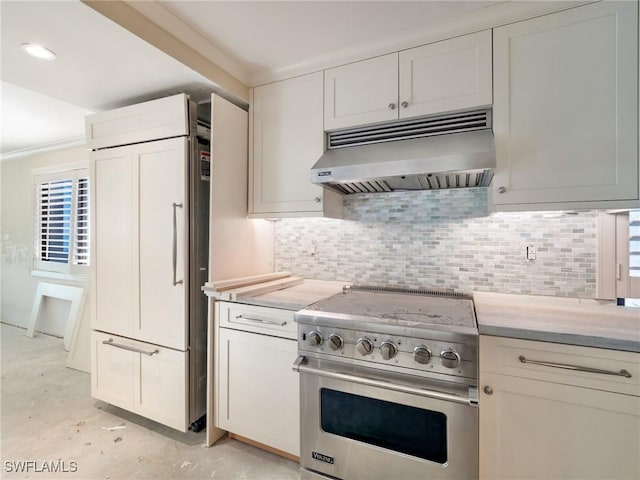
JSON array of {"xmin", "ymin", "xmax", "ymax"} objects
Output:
[
  {"xmin": 314, "ymin": 197, "xmax": 321, "ymax": 203},
  {"xmin": 518, "ymin": 355, "xmax": 632, "ymax": 378},
  {"xmin": 401, "ymin": 101, "xmax": 409, "ymax": 108},
  {"xmin": 497, "ymin": 186, "xmax": 507, "ymax": 194},
  {"xmin": 172, "ymin": 202, "xmax": 183, "ymax": 286},
  {"xmin": 484, "ymin": 386, "xmax": 494, "ymax": 395},
  {"xmin": 102, "ymin": 338, "xmax": 159, "ymax": 356},
  {"xmin": 388, "ymin": 102, "xmax": 396, "ymax": 110},
  {"xmin": 235, "ymin": 314, "xmax": 287, "ymax": 327}
]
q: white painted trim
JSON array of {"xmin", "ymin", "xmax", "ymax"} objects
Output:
[
  {"xmin": 1, "ymin": 137, "xmax": 87, "ymax": 162},
  {"xmin": 248, "ymin": 1, "xmax": 593, "ymax": 86},
  {"xmin": 31, "ymin": 161, "xmax": 89, "ymax": 176}
]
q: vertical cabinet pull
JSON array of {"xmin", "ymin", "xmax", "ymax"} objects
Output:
[{"xmin": 172, "ymin": 202, "xmax": 183, "ymax": 286}]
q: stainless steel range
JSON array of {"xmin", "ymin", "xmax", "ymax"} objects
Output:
[{"xmin": 294, "ymin": 286, "xmax": 479, "ymax": 480}]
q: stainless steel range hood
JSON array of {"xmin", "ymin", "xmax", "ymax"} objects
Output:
[{"xmin": 311, "ymin": 109, "xmax": 495, "ymax": 195}]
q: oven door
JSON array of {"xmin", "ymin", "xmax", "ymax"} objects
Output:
[{"xmin": 295, "ymin": 356, "xmax": 478, "ymax": 480}]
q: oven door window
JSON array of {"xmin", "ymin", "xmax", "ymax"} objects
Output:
[{"xmin": 320, "ymin": 388, "xmax": 447, "ymax": 464}]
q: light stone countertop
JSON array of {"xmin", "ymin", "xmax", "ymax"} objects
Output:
[
  {"xmin": 473, "ymin": 291, "xmax": 640, "ymax": 353},
  {"xmin": 217, "ymin": 279, "xmax": 347, "ymax": 311}
]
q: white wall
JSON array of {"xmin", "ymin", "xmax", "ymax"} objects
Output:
[{"xmin": 1, "ymin": 146, "xmax": 90, "ymax": 336}]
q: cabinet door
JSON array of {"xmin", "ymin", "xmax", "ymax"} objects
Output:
[
  {"xmin": 137, "ymin": 137, "xmax": 188, "ymax": 350},
  {"xmin": 85, "ymin": 93, "xmax": 189, "ymax": 150},
  {"xmin": 216, "ymin": 328, "xmax": 300, "ymax": 456},
  {"xmin": 217, "ymin": 301, "xmax": 297, "ymax": 339},
  {"xmin": 493, "ymin": 1, "xmax": 638, "ymax": 209},
  {"xmin": 91, "ymin": 331, "xmax": 136, "ymax": 410},
  {"xmin": 250, "ymin": 72, "xmax": 326, "ymax": 215},
  {"xmin": 324, "ymin": 53, "xmax": 399, "ymax": 130},
  {"xmin": 137, "ymin": 343, "xmax": 188, "ymax": 432},
  {"xmin": 399, "ymin": 30, "xmax": 492, "ymax": 118},
  {"xmin": 92, "ymin": 146, "xmax": 137, "ymax": 338},
  {"xmin": 480, "ymin": 372, "xmax": 640, "ymax": 479}
]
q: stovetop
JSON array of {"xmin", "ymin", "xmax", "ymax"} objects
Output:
[
  {"xmin": 304, "ymin": 286, "xmax": 477, "ymax": 331},
  {"xmin": 295, "ymin": 286, "xmax": 479, "ymax": 383}
]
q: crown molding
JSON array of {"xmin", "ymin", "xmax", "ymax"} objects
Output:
[
  {"xmin": 249, "ymin": 1, "xmax": 592, "ymax": 87},
  {"xmin": 1, "ymin": 137, "xmax": 86, "ymax": 162}
]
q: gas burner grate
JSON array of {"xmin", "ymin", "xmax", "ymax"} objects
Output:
[{"xmin": 343, "ymin": 285, "xmax": 469, "ymax": 299}]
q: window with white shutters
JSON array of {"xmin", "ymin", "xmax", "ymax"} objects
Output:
[{"xmin": 34, "ymin": 168, "xmax": 90, "ymax": 274}]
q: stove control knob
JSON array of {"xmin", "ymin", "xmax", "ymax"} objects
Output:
[
  {"xmin": 307, "ymin": 331, "xmax": 324, "ymax": 347},
  {"xmin": 356, "ymin": 337, "xmax": 374, "ymax": 356},
  {"xmin": 440, "ymin": 349, "xmax": 461, "ymax": 369},
  {"xmin": 328, "ymin": 334, "xmax": 344, "ymax": 351},
  {"xmin": 413, "ymin": 346, "xmax": 432, "ymax": 365},
  {"xmin": 380, "ymin": 341, "xmax": 398, "ymax": 360}
]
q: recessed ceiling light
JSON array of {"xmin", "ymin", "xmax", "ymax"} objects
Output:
[{"xmin": 21, "ymin": 43, "xmax": 56, "ymax": 60}]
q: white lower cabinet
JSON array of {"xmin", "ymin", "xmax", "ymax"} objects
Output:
[
  {"xmin": 92, "ymin": 331, "xmax": 136, "ymax": 410},
  {"xmin": 91, "ymin": 331, "xmax": 188, "ymax": 431},
  {"xmin": 214, "ymin": 302, "xmax": 299, "ymax": 457},
  {"xmin": 480, "ymin": 335, "xmax": 640, "ymax": 479}
]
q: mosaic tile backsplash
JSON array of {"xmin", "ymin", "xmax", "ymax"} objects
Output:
[{"xmin": 275, "ymin": 188, "xmax": 597, "ymax": 298}]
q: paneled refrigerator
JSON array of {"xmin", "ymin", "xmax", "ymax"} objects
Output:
[{"xmin": 86, "ymin": 94, "xmax": 211, "ymax": 432}]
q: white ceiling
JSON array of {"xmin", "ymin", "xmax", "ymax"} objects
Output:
[
  {"xmin": 160, "ymin": 1, "xmax": 501, "ymax": 83},
  {"xmin": 0, "ymin": 0, "xmax": 214, "ymax": 157},
  {"xmin": 1, "ymin": 0, "xmax": 573, "ymax": 158}
]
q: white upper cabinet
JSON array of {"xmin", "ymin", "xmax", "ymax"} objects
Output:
[
  {"xmin": 324, "ymin": 53, "xmax": 399, "ymax": 130},
  {"xmin": 250, "ymin": 71, "xmax": 342, "ymax": 218},
  {"xmin": 85, "ymin": 94, "xmax": 189, "ymax": 150},
  {"xmin": 492, "ymin": 1, "xmax": 639, "ymax": 210},
  {"xmin": 398, "ymin": 30, "xmax": 492, "ymax": 119},
  {"xmin": 324, "ymin": 31, "xmax": 492, "ymax": 131}
]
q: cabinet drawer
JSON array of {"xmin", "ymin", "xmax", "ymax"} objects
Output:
[
  {"xmin": 480, "ymin": 335, "xmax": 640, "ymax": 397},
  {"xmin": 91, "ymin": 331, "xmax": 188, "ymax": 432},
  {"xmin": 216, "ymin": 302, "xmax": 297, "ymax": 339},
  {"xmin": 92, "ymin": 331, "xmax": 136, "ymax": 410},
  {"xmin": 136, "ymin": 341, "xmax": 188, "ymax": 432}
]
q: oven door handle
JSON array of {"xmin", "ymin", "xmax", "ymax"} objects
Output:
[{"xmin": 293, "ymin": 356, "xmax": 473, "ymax": 405}]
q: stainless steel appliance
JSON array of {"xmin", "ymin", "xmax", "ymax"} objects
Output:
[
  {"xmin": 311, "ymin": 109, "xmax": 494, "ymax": 194},
  {"xmin": 294, "ymin": 286, "xmax": 479, "ymax": 480}
]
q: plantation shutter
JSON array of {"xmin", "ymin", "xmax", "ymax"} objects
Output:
[
  {"xmin": 38, "ymin": 178, "xmax": 73, "ymax": 264},
  {"xmin": 630, "ymin": 209, "xmax": 640, "ymax": 278},
  {"xmin": 34, "ymin": 167, "xmax": 90, "ymax": 273},
  {"xmin": 74, "ymin": 176, "xmax": 90, "ymax": 266}
]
